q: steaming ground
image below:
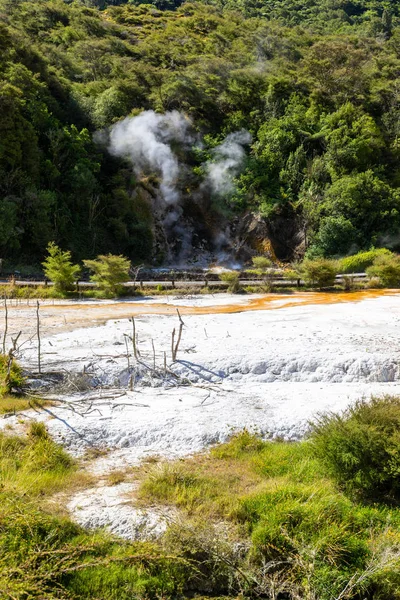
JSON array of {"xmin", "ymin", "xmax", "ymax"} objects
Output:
[{"xmin": 3, "ymin": 291, "xmax": 400, "ymax": 538}]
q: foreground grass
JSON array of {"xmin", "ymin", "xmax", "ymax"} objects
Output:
[
  {"xmin": 0, "ymin": 394, "xmax": 50, "ymax": 414},
  {"xmin": 0, "ymin": 423, "xmax": 194, "ymax": 600},
  {"xmin": 3, "ymin": 415, "xmax": 400, "ymax": 598},
  {"xmin": 138, "ymin": 431, "xmax": 400, "ymax": 599}
]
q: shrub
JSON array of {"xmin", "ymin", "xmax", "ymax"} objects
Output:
[
  {"xmin": 139, "ymin": 431, "xmax": 400, "ymax": 599},
  {"xmin": 339, "ymin": 248, "xmax": 392, "ymax": 274},
  {"xmin": 366, "ymin": 253, "xmax": 400, "ymax": 287},
  {"xmin": 163, "ymin": 518, "xmax": 241, "ymax": 594},
  {"xmin": 283, "ymin": 268, "xmax": 300, "ymax": 281},
  {"xmin": 251, "ymin": 256, "xmax": 272, "ymax": 270},
  {"xmin": 212, "ymin": 429, "xmax": 265, "ymax": 459},
  {"xmin": 315, "ymin": 215, "xmax": 358, "ymax": 257},
  {"xmin": 24, "ymin": 422, "xmax": 74, "ymax": 473},
  {"xmin": 249, "ymin": 255, "xmax": 276, "ymax": 291},
  {"xmin": 83, "ymin": 254, "xmax": 131, "ymax": 296},
  {"xmin": 304, "ymin": 244, "xmax": 324, "ymax": 260},
  {"xmin": 218, "ymin": 270, "xmax": 240, "ymax": 293},
  {"xmin": 301, "ymin": 258, "xmax": 338, "ymax": 289},
  {"xmin": 309, "ymin": 396, "xmax": 400, "ymax": 501},
  {"xmin": 42, "ymin": 242, "xmax": 80, "ymax": 294},
  {"xmin": 0, "ymin": 354, "xmax": 24, "ymax": 395},
  {"xmin": 3, "ymin": 285, "xmax": 65, "ymax": 300}
]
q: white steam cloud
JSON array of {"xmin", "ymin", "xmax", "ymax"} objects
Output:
[
  {"xmin": 107, "ymin": 111, "xmax": 251, "ymax": 203},
  {"xmin": 108, "ymin": 110, "xmax": 192, "ymax": 205},
  {"xmin": 205, "ymin": 130, "xmax": 251, "ymax": 196},
  {"xmin": 105, "ymin": 111, "xmax": 251, "ymax": 262}
]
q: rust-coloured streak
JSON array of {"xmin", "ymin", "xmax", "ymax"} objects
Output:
[
  {"xmin": 2, "ymin": 290, "xmax": 399, "ymax": 339},
  {"xmin": 40, "ymin": 289, "xmax": 400, "ymax": 320}
]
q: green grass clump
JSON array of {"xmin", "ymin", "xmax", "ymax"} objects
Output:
[
  {"xmin": 5, "ymin": 407, "xmax": 400, "ymax": 599},
  {"xmin": 0, "ymin": 355, "xmax": 25, "ymax": 395},
  {"xmin": 310, "ymin": 396, "xmax": 400, "ymax": 502},
  {"xmin": 0, "ymin": 423, "xmax": 195, "ymax": 599},
  {"xmin": 300, "ymin": 258, "xmax": 338, "ymax": 288},
  {"xmin": 0, "ymin": 422, "xmax": 76, "ymax": 498},
  {"xmin": 0, "ymin": 394, "xmax": 30, "ymax": 414},
  {"xmin": 0, "ymin": 499, "xmax": 192, "ymax": 600},
  {"xmin": 218, "ymin": 271, "xmax": 240, "ymax": 293},
  {"xmin": 366, "ymin": 253, "xmax": 400, "ymax": 287},
  {"xmin": 339, "ymin": 248, "xmax": 392, "ymax": 273},
  {"xmin": 139, "ymin": 426, "xmax": 400, "ymax": 599},
  {"xmin": 0, "ymin": 394, "xmax": 47, "ymax": 414}
]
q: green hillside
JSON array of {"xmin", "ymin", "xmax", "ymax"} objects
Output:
[{"xmin": 1, "ymin": 0, "xmax": 400, "ymax": 265}]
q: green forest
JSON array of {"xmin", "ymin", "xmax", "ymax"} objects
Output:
[{"xmin": 1, "ymin": 0, "xmax": 400, "ymax": 266}]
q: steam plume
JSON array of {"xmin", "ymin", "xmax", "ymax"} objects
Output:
[
  {"xmin": 108, "ymin": 110, "xmax": 191, "ymax": 205},
  {"xmin": 205, "ymin": 130, "xmax": 251, "ymax": 196},
  {"xmin": 104, "ymin": 111, "xmax": 251, "ymax": 262}
]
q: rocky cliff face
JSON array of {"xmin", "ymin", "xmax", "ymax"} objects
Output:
[{"xmin": 137, "ymin": 180, "xmax": 304, "ymax": 265}]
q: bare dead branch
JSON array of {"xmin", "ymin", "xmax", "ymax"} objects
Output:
[
  {"xmin": 171, "ymin": 327, "xmax": 176, "ymax": 361},
  {"xmin": 5, "ymin": 331, "xmax": 22, "ymax": 390},
  {"xmin": 124, "ymin": 335, "xmax": 130, "ymax": 370},
  {"xmin": 173, "ymin": 322, "xmax": 183, "ymax": 362},
  {"xmin": 151, "ymin": 338, "xmax": 156, "ymax": 370},
  {"xmin": 2, "ymin": 295, "xmax": 7, "ymax": 355},
  {"xmin": 36, "ymin": 300, "xmax": 41, "ymax": 374},
  {"xmin": 131, "ymin": 317, "xmax": 138, "ymax": 359},
  {"xmin": 176, "ymin": 308, "xmax": 185, "ymax": 326}
]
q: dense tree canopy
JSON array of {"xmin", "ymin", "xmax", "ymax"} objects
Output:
[{"xmin": 1, "ymin": 0, "xmax": 400, "ymax": 264}]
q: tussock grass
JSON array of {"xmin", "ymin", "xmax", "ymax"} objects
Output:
[
  {"xmin": 339, "ymin": 248, "xmax": 392, "ymax": 274},
  {"xmin": 139, "ymin": 427, "xmax": 400, "ymax": 599},
  {"xmin": 139, "ymin": 456, "xmax": 262, "ymax": 518},
  {"xmin": 107, "ymin": 469, "xmax": 128, "ymax": 486},
  {"xmin": 0, "ymin": 422, "xmax": 78, "ymax": 498},
  {"xmin": 4, "ymin": 403, "xmax": 400, "ymax": 598},
  {"xmin": 0, "ymin": 393, "xmax": 36, "ymax": 414},
  {"xmin": 0, "ymin": 422, "xmax": 194, "ymax": 599},
  {"xmin": 310, "ymin": 395, "xmax": 400, "ymax": 501},
  {"xmin": 139, "ymin": 431, "xmax": 320, "ymax": 518}
]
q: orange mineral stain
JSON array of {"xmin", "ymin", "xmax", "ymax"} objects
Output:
[
  {"xmin": 1, "ymin": 289, "xmax": 399, "ymax": 337},
  {"xmin": 29, "ymin": 288, "xmax": 400, "ymax": 319}
]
